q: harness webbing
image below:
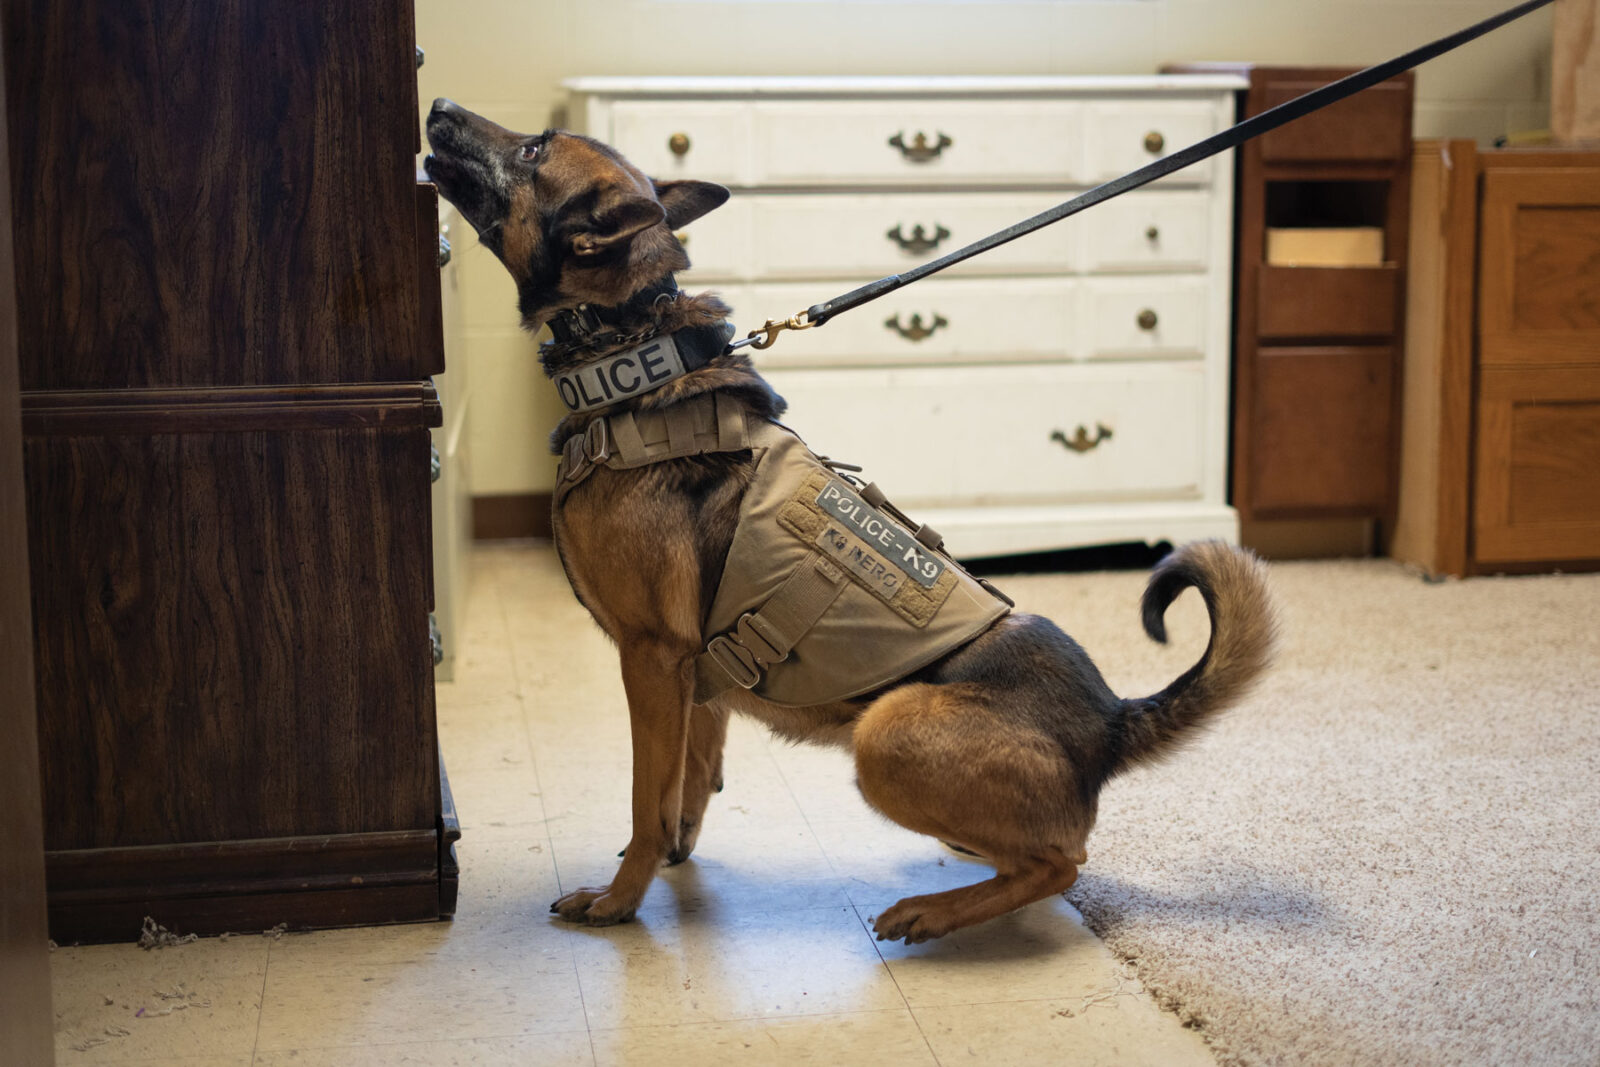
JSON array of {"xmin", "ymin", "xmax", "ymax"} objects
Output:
[{"xmin": 694, "ymin": 555, "xmax": 850, "ymax": 703}]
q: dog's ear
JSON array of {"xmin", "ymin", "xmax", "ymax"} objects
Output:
[
  {"xmin": 653, "ymin": 179, "xmax": 730, "ymax": 229},
  {"xmin": 571, "ymin": 194, "xmax": 666, "ymax": 259}
]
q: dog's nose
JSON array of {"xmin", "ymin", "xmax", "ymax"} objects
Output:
[{"xmin": 431, "ymin": 98, "xmax": 460, "ymax": 117}]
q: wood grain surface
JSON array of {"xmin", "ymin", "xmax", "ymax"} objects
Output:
[
  {"xmin": 0, "ymin": 19, "xmax": 55, "ymax": 1060},
  {"xmin": 2, "ymin": 0, "xmax": 425, "ymax": 388},
  {"xmin": 26, "ymin": 425, "xmax": 439, "ymax": 850}
]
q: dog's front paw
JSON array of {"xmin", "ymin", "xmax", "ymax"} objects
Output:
[
  {"xmin": 666, "ymin": 816, "xmax": 702, "ymax": 866},
  {"xmin": 872, "ymin": 896, "xmax": 953, "ymax": 945},
  {"xmin": 551, "ymin": 886, "xmax": 638, "ymax": 926}
]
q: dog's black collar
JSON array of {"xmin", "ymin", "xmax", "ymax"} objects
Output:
[
  {"xmin": 548, "ymin": 320, "xmax": 736, "ymax": 414},
  {"xmin": 547, "ymin": 277, "xmax": 681, "ymax": 345}
]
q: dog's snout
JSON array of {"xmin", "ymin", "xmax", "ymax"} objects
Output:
[{"xmin": 430, "ymin": 97, "xmax": 460, "ymax": 117}]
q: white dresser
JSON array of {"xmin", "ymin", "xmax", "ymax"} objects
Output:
[{"xmin": 565, "ymin": 75, "xmax": 1246, "ymax": 558}]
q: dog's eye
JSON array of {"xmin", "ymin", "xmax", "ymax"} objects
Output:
[{"xmin": 518, "ymin": 142, "xmax": 540, "ymax": 162}]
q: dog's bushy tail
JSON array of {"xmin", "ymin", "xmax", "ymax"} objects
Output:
[{"xmin": 1114, "ymin": 541, "xmax": 1278, "ymax": 773}]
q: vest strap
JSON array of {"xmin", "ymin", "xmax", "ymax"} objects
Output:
[
  {"xmin": 693, "ymin": 554, "xmax": 848, "ymax": 705},
  {"xmin": 553, "ymin": 394, "xmax": 756, "ymax": 506}
]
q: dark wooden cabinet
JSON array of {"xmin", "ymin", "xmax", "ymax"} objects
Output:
[
  {"xmin": 0, "ymin": 18, "xmax": 55, "ymax": 1061},
  {"xmin": 3, "ymin": 1, "xmax": 455, "ymax": 942},
  {"xmin": 1171, "ymin": 65, "xmax": 1415, "ymax": 531}
]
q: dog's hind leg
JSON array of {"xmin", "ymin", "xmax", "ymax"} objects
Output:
[
  {"xmin": 852, "ymin": 682, "xmax": 1091, "ymax": 943},
  {"xmin": 868, "ymin": 847, "xmax": 1085, "ymax": 944},
  {"xmin": 670, "ymin": 703, "xmax": 729, "ymax": 865},
  {"xmin": 552, "ymin": 638, "xmax": 695, "ymax": 925}
]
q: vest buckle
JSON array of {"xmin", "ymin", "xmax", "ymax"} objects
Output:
[
  {"xmin": 733, "ymin": 613, "xmax": 788, "ymax": 667},
  {"xmin": 706, "ymin": 634, "xmax": 762, "ymax": 690}
]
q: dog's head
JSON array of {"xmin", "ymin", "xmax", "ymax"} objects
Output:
[{"xmin": 424, "ymin": 99, "xmax": 729, "ymax": 328}]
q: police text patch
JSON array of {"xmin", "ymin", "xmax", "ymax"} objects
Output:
[
  {"xmin": 815, "ymin": 480, "xmax": 944, "ymax": 588},
  {"xmin": 554, "ymin": 334, "xmax": 687, "ymax": 413}
]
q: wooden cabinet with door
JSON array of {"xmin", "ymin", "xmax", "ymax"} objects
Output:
[
  {"xmin": 3, "ymin": 0, "xmax": 457, "ymax": 941},
  {"xmin": 1394, "ymin": 144, "xmax": 1600, "ymax": 576}
]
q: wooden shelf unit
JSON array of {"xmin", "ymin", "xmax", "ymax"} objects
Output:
[{"xmin": 1173, "ymin": 65, "xmax": 1415, "ymax": 535}]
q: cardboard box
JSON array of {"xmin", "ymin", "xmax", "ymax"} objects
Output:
[{"xmin": 1266, "ymin": 227, "xmax": 1385, "ymax": 267}]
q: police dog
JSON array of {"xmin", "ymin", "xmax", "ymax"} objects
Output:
[{"xmin": 424, "ymin": 100, "xmax": 1276, "ymax": 944}]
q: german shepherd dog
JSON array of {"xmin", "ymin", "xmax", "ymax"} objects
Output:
[{"xmin": 424, "ymin": 99, "xmax": 1277, "ymax": 944}]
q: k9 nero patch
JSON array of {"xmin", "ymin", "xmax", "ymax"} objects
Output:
[
  {"xmin": 815, "ymin": 480, "xmax": 944, "ymax": 588},
  {"xmin": 553, "ymin": 334, "xmax": 687, "ymax": 413},
  {"xmin": 815, "ymin": 525, "xmax": 904, "ymax": 602}
]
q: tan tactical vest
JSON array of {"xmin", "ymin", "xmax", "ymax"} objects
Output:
[{"xmin": 556, "ymin": 392, "xmax": 1011, "ymax": 707}]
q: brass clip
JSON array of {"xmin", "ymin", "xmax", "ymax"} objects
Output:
[{"xmin": 745, "ymin": 311, "xmax": 816, "ymax": 351}]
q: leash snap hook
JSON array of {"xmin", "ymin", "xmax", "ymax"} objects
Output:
[{"xmin": 745, "ymin": 311, "xmax": 816, "ymax": 351}]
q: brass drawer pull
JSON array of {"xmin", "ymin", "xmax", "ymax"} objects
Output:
[
  {"xmin": 1051, "ymin": 424, "xmax": 1113, "ymax": 453},
  {"xmin": 668, "ymin": 132, "xmax": 691, "ymax": 156},
  {"xmin": 1145, "ymin": 225, "xmax": 1160, "ymax": 242},
  {"xmin": 889, "ymin": 130, "xmax": 952, "ymax": 162},
  {"xmin": 674, "ymin": 230, "xmax": 689, "ymax": 247},
  {"xmin": 885, "ymin": 312, "xmax": 947, "ymax": 342},
  {"xmin": 1143, "ymin": 130, "xmax": 1165, "ymax": 154},
  {"xmin": 1137, "ymin": 308, "xmax": 1159, "ymax": 331},
  {"xmin": 886, "ymin": 223, "xmax": 950, "ymax": 255}
]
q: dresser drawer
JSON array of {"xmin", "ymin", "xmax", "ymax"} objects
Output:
[
  {"xmin": 1080, "ymin": 276, "xmax": 1209, "ymax": 360},
  {"xmin": 728, "ymin": 278, "xmax": 1080, "ymax": 366},
  {"xmin": 763, "ymin": 362, "xmax": 1206, "ymax": 507},
  {"xmin": 717, "ymin": 278, "xmax": 1207, "ymax": 365},
  {"xmin": 749, "ymin": 192, "xmax": 1077, "ymax": 280},
  {"xmin": 752, "ymin": 100, "xmax": 1086, "ymax": 186},
  {"xmin": 683, "ymin": 189, "xmax": 1212, "ymax": 283},
  {"xmin": 1081, "ymin": 190, "xmax": 1212, "ymax": 273},
  {"xmin": 607, "ymin": 101, "xmax": 749, "ymax": 184},
  {"xmin": 1084, "ymin": 100, "xmax": 1221, "ymax": 185}
]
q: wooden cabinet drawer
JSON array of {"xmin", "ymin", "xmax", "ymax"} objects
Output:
[
  {"xmin": 752, "ymin": 100, "xmax": 1085, "ymax": 186},
  {"xmin": 1250, "ymin": 345, "xmax": 1395, "ymax": 515},
  {"xmin": 763, "ymin": 362, "xmax": 1206, "ymax": 507},
  {"xmin": 1084, "ymin": 100, "xmax": 1220, "ymax": 185},
  {"xmin": 1257, "ymin": 265, "xmax": 1399, "ymax": 338},
  {"xmin": 1081, "ymin": 190, "xmax": 1212, "ymax": 272},
  {"xmin": 1474, "ymin": 366, "xmax": 1600, "ymax": 564},
  {"xmin": 731, "ymin": 278, "xmax": 1081, "ymax": 366},
  {"xmin": 1081, "ymin": 276, "xmax": 1208, "ymax": 360},
  {"xmin": 607, "ymin": 101, "xmax": 749, "ymax": 184},
  {"xmin": 1257, "ymin": 79, "xmax": 1411, "ymax": 162}
]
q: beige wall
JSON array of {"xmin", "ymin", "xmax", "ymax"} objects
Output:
[{"xmin": 415, "ymin": 0, "xmax": 1555, "ymax": 497}]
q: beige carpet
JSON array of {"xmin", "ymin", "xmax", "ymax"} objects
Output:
[{"xmin": 985, "ymin": 557, "xmax": 1600, "ymax": 1067}]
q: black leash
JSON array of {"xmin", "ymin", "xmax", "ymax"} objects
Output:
[{"xmin": 730, "ymin": 0, "xmax": 1556, "ymax": 352}]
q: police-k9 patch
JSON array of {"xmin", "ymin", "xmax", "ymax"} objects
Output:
[
  {"xmin": 815, "ymin": 480, "xmax": 945, "ymax": 588},
  {"xmin": 554, "ymin": 335, "xmax": 687, "ymax": 413}
]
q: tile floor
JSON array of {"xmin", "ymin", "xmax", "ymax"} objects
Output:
[{"xmin": 49, "ymin": 542, "xmax": 1215, "ymax": 1066}]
